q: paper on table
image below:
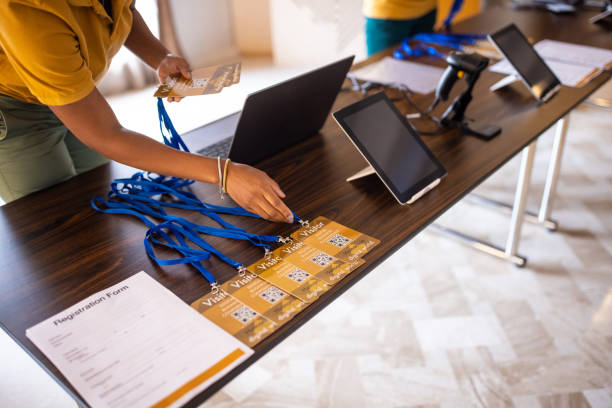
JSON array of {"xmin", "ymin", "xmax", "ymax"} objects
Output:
[
  {"xmin": 26, "ymin": 272, "xmax": 252, "ymax": 408},
  {"xmin": 490, "ymin": 58, "xmax": 600, "ymax": 87},
  {"xmin": 351, "ymin": 57, "xmax": 444, "ymax": 94},
  {"xmin": 533, "ymin": 40, "xmax": 612, "ymax": 70}
]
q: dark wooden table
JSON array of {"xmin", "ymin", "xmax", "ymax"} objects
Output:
[{"xmin": 1, "ymin": 5, "xmax": 609, "ymax": 407}]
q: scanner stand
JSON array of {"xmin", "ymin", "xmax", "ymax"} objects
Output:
[{"xmin": 441, "ymin": 81, "xmax": 502, "ymax": 140}]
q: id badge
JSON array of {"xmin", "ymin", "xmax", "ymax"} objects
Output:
[
  {"xmin": 222, "ymin": 273, "xmax": 305, "ymax": 325},
  {"xmin": 154, "ymin": 62, "xmax": 241, "ymax": 97},
  {"xmin": 191, "ymin": 289, "xmax": 276, "ymax": 347},
  {"xmin": 278, "ymin": 240, "xmax": 364, "ymax": 285},
  {"xmin": 247, "ymin": 243, "xmax": 330, "ymax": 303},
  {"xmin": 291, "ymin": 216, "xmax": 380, "ymax": 262}
]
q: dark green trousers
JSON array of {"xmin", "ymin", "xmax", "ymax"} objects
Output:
[
  {"xmin": 0, "ymin": 94, "xmax": 109, "ymax": 203},
  {"xmin": 365, "ymin": 9, "xmax": 437, "ymax": 56}
]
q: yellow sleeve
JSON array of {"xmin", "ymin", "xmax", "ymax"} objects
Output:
[{"xmin": 0, "ymin": 3, "xmax": 96, "ymax": 105}]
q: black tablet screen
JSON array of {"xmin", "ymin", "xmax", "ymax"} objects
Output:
[
  {"xmin": 490, "ymin": 24, "xmax": 560, "ymax": 100},
  {"xmin": 342, "ymin": 98, "xmax": 441, "ymax": 196}
]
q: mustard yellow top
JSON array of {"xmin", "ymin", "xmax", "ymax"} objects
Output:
[
  {"xmin": 0, "ymin": 0, "xmax": 133, "ymax": 106},
  {"xmin": 363, "ymin": 0, "xmax": 437, "ymax": 20}
]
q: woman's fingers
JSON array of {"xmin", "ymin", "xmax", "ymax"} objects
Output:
[
  {"xmin": 269, "ymin": 178, "xmax": 286, "ymax": 198},
  {"xmin": 263, "ymin": 189, "xmax": 293, "ymax": 223},
  {"xmin": 179, "ymin": 64, "xmax": 192, "ymax": 80}
]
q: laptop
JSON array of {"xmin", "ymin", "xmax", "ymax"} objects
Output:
[{"xmin": 182, "ymin": 56, "xmax": 355, "ymax": 165}]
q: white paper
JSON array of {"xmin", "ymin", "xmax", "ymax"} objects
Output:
[
  {"xmin": 490, "ymin": 58, "xmax": 599, "ymax": 87},
  {"xmin": 351, "ymin": 57, "xmax": 445, "ymax": 94},
  {"xmin": 534, "ymin": 39, "xmax": 612, "ymax": 69},
  {"xmin": 26, "ymin": 272, "xmax": 253, "ymax": 408}
]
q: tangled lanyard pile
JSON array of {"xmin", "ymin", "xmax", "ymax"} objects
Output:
[{"xmin": 92, "ymin": 98, "xmax": 302, "ymax": 292}]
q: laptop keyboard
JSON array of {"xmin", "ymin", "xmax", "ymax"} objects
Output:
[{"xmin": 197, "ymin": 136, "xmax": 232, "ymax": 158}]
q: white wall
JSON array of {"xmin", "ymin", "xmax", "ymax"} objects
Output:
[
  {"xmin": 170, "ymin": 0, "xmax": 239, "ymax": 67},
  {"xmin": 269, "ymin": 0, "xmax": 366, "ymax": 67},
  {"xmin": 231, "ymin": 0, "xmax": 272, "ymax": 55}
]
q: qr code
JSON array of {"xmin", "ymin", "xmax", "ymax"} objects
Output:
[
  {"xmin": 328, "ymin": 234, "xmax": 350, "ymax": 248},
  {"xmin": 231, "ymin": 305, "xmax": 258, "ymax": 324},
  {"xmin": 189, "ymin": 78, "xmax": 208, "ymax": 88},
  {"xmin": 286, "ymin": 268, "xmax": 311, "ymax": 283},
  {"xmin": 259, "ymin": 286, "xmax": 286, "ymax": 304},
  {"xmin": 311, "ymin": 252, "xmax": 334, "ymax": 267}
]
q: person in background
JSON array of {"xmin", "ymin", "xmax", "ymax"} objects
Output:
[
  {"xmin": 0, "ymin": 0, "xmax": 293, "ymax": 223},
  {"xmin": 363, "ymin": 0, "xmax": 439, "ymax": 56}
]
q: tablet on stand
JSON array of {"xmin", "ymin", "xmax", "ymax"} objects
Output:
[{"xmin": 333, "ymin": 93, "xmax": 447, "ymax": 205}]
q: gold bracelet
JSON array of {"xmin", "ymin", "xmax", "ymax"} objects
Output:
[
  {"xmin": 217, "ymin": 156, "xmax": 224, "ymax": 198},
  {"xmin": 222, "ymin": 158, "xmax": 231, "ymax": 194}
]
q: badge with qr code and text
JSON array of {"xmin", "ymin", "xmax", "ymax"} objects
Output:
[
  {"xmin": 191, "ymin": 289, "xmax": 276, "ymax": 347},
  {"xmin": 278, "ymin": 240, "xmax": 364, "ymax": 285},
  {"xmin": 247, "ymin": 244, "xmax": 331, "ymax": 303},
  {"xmin": 291, "ymin": 216, "xmax": 380, "ymax": 262},
  {"xmin": 221, "ymin": 273, "xmax": 306, "ymax": 325},
  {"xmin": 154, "ymin": 62, "xmax": 241, "ymax": 98}
]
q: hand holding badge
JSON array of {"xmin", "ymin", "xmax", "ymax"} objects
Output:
[{"xmin": 154, "ymin": 62, "xmax": 241, "ymax": 98}]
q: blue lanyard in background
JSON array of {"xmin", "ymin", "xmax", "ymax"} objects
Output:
[
  {"xmin": 393, "ymin": 32, "xmax": 487, "ymax": 60},
  {"xmin": 392, "ymin": 0, "xmax": 487, "ymax": 61}
]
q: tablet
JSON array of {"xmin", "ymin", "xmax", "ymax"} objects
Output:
[
  {"xmin": 333, "ymin": 93, "xmax": 447, "ymax": 205},
  {"xmin": 488, "ymin": 24, "xmax": 561, "ymax": 102}
]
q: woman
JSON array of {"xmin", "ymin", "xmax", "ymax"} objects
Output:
[
  {"xmin": 363, "ymin": 0, "xmax": 438, "ymax": 56},
  {"xmin": 0, "ymin": 0, "xmax": 293, "ymax": 223}
]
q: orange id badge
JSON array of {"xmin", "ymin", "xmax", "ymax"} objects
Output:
[
  {"xmin": 278, "ymin": 240, "xmax": 364, "ymax": 285},
  {"xmin": 191, "ymin": 289, "xmax": 276, "ymax": 347},
  {"xmin": 221, "ymin": 272, "xmax": 306, "ymax": 325},
  {"xmin": 291, "ymin": 216, "xmax": 380, "ymax": 262},
  {"xmin": 247, "ymin": 243, "xmax": 330, "ymax": 303}
]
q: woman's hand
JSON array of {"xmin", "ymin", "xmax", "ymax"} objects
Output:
[
  {"xmin": 225, "ymin": 162, "xmax": 294, "ymax": 223},
  {"xmin": 156, "ymin": 54, "xmax": 191, "ymax": 103}
]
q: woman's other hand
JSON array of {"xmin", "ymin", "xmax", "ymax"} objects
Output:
[{"xmin": 157, "ymin": 54, "xmax": 191, "ymax": 103}]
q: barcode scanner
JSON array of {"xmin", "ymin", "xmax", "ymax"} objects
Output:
[{"xmin": 429, "ymin": 51, "xmax": 501, "ymax": 140}]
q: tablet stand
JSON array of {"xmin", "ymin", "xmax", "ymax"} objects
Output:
[
  {"xmin": 346, "ymin": 166, "xmax": 376, "ymax": 182},
  {"xmin": 490, "ymin": 74, "xmax": 520, "ymax": 92},
  {"xmin": 346, "ymin": 166, "xmax": 441, "ymax": 204}
]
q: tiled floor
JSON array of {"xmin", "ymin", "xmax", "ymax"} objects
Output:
[{"xmin": 1, "ymin": 63, "xmax": 610, "ymax": 407}]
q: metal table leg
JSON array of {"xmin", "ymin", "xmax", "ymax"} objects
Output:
[
  {"xmin": 431, "ymin": 141, "xmax": 537, "ymax": 267},
  {"xmin": 505, "ymin": 141, "xmax": 537, "ymax": 257},
  {"xmin": 461, "ymin": 114, "xmax": 569, "ymax": 231},
  {"xmin": 538, "ymin": 115, "xmax": 569, "ymax": 230}
]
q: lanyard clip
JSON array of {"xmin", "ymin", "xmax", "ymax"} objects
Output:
[
  {"xmin": 278, "ymin": 236, "xmax": 292, "ymax": 244},
  {"xmin": 237, "ymin": 265, "xmax": 247, "ymax": 276}
]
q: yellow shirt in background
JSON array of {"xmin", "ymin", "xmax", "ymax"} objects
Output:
[
  {"xmin": 363, "ymin": 0, "xmax": 437, "ymax": 20},
  {"xmin": 0, "ymin": 0, "xmax": 133, "ymax": 106}
]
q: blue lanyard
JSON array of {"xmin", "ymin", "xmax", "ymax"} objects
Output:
[
  {"xmin": 442, "ymin": 0, "xmax": 465, "ymax": 31},
  {"xmin": 94, "ymin": 192, "xmax": 280, "ymax": 249},
  {"xmin": 145, "ymin": 221, "xmax": 218, "ymax": 284},
  {"xmin": 157, "ymin": 97, "xmax": 190, "ymax": 153},
  {"xmin": 393, "ymin": 32, "xmax": 487, "ymax": 60},
  {"xmin": 92, "ymin": 98, "xmax": 302, "ymax": 283}
]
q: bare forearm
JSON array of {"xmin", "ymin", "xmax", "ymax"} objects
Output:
[
  {"xmin": 50, "ymin": 89, "xmax": 293, "ymax": 222},
  {"xmin": 96, "ymin": 127, "xmax": 218, "ymax": 184},
  {"xmin": 124, "ymin": 8, "xmax": 168, "ymax": 70}
]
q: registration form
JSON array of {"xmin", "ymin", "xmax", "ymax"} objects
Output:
[{"xmin": 26, "ymin": 272, "xmax": 252, "ymax": 408}]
